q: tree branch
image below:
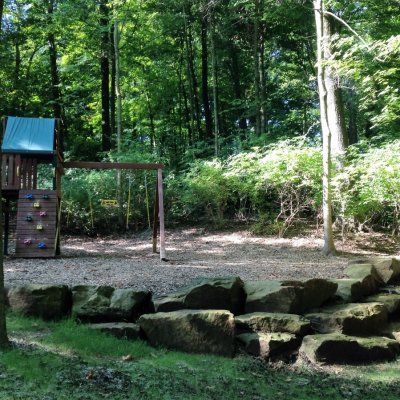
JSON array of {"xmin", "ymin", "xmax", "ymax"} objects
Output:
[{"xmin": 316, "ymin": 8, "xmax": 384, "ymax": 62}]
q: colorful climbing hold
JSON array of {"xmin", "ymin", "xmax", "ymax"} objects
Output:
[
  {"xmin": 37, "ymin": 242, "xmax": 47, "ymax": 249},
  {"xmin": 33, "ymin": 202, "xmax": 41, "ymax": 208},
  {"xmin": 24, "ymin": 239, "xmax": 32, "ymax": 245},
  {"xmin": 25, "ymin": 215, "xmax": 33, "ymax": 222},
  {"xmin": 25, "ymin": 193, "xmax": 34, "ymax": 200},
  {"xmin": 36, "ymin": 224, "xmax": 43, "ymax": 231},
  {"xmin": 42, "ymin": 194, "xmax": 49, "ymax": 200},
  {"xmin": 39, "ymin": 211, "xmax": 47, "ymax": 217}
]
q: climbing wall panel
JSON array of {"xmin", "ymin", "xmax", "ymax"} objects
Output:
[{"xmin": 15, "ymin": 189, "xmax": 59, "ymax": 257}]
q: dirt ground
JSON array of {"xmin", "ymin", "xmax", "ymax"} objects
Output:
[{"xmin": 4, "ymin": 227, "xmax": 400, "ymax": 296}]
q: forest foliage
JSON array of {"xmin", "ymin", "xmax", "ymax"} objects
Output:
[{"xmin": 0, "ymin": 0, "xmax": 399, "ymax": 236}]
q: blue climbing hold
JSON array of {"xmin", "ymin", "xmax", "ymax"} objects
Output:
[
  {"xmin": 25, "ymin": 193, "xmax": 34, "ymax": 200},
  {"xmin": 37, "ymin": 242, "xmax": 47, "ymax": 249},
  {"xmin": 25, "ymin": 215, "xmax": 33, "ymax": 222}
]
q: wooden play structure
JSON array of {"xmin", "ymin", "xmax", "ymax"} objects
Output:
[{"xmin": 1, "ymin": 116, "xmax": 166, "ymax": 260}]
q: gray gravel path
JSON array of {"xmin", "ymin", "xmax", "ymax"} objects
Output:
[{"xmin": 4, "ymin": 228, "xmax": 390, "ymax": 295}]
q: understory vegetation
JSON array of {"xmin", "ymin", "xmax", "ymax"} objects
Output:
[
  {"xmin": 61, "ymin": 138, "xmax": 400, "ymax": 237},
  {"xmin": 1, "ymin": 0, "xmax": 399, "ymax": 241},
  {"xmin": 1, "ymin": 313, "xmax": 400, "ymax": 400}
]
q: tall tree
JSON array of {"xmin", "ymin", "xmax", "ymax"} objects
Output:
[
  {"xmin": 200, "ymin": 5, "xmax": 213, "ymax": 140},
  {"xmin": 314, "ymin": 0, "xmax": 337, "ymax": 256},
  {"xmin": 0, "ymin": 0, "xmax": 3, "ymax": 30},
  {"xmin": 252, "ymin": 0, "xmax": 267, "ymax": 136},
  {"xmin": 0, "ymin": 0, "xmax": 9, "ymax": 349},
  {"xmin": 100, "ymin": 0, "xmax": 112, "ymax": 152},
  {"xmin": 47, "ymin": 0, "xmax": 62, "ymax": 120},
  {"xmin": 321, "ymin": 8, "xmax": 348, "ymax": 157}
]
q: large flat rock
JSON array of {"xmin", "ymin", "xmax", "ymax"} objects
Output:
[
  {"xmin": 138, "ymin": 309, "xmax": 235, "ymax": 356},
  {"xmin": 154, "ymin": 277, "xmax": 246, "ymax": 315},
  {"xmin": 237, "ymin": 332, "xmax": 300, "ymax": 360},
  {"xmin": 299, "ymin": 333, "xmax": 400, "ymax": 364},
  {"xmin": 244, "ymin": 279, "xmax": 337, "ymax": 314},
  {"xmin": 72, "ymin": 286, "xmax": 154, "ymax": 322},
  {"xmin": 8, "ymin": 284, "xmax": 71, "ymax": 320},
  {"xmin": 363, "ymin": 293, "xmax": 400, "ymax": 315},
  {"xmin": 306, "ymin": 302, "xmax": 388, "ymax": 335},
  {"xmin": 235, "ymin": 312, "xmax": 310, "ymax": 336}
]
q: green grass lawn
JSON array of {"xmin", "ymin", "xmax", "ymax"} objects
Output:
[{"xmin": 1, "ymin": 314, "xmax": 400, "ymax": 399}]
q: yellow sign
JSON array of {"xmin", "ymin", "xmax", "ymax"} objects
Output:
[{"xmin": 101, "ymin": 199, "xmax": 118, "ymax": 207}]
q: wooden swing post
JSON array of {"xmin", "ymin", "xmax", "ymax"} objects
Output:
[
  {"xmin": 152, "ymin": 176, "xmax": 159, "ymax": 254},
  {"xmin": 157, "ymin": 168, "xmax": 166, "ymax": 260}
]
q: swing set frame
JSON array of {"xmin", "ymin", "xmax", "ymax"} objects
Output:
[{"xmin": 63, "ymin": 161, "xmax": 166, "ymax": 261}]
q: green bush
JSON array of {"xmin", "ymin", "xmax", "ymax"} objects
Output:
[
  {"xmin": 227, "ymin": 140, "xmax": 322, "ymax": 231},
  {"xmin": 334, "ymin": 140, "xmax": 400, "ymax": 233},
  {"xmin": 60, "ymin": 138, "xmax": 400, "ymax": 236},
  {"xmin": 62, "ymin": 168, "xmax": 156, "ymax": 234},
  {"xmin": 167, "ymin": 139, "xmax": 323, "ymax": 235}
]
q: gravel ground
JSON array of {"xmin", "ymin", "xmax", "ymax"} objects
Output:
[{"xmin": 4, "ymin": 228, "xmax": 398, "ymax": 295}]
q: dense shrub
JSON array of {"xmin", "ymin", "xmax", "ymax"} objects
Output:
[
  {"xmin": 334, "ymin": 140, "xmax": 400, "ymax": 233},
  {"xmin": 166, "ymin": 139, "xmax": 323, "ymax": 235},
  {"xmin": 60, "ymin": 139, "xmax": 400, "ymax": 236},
  {"xmin": 62, "ymin": 168, "xmax": 156, "ymax": 234}
]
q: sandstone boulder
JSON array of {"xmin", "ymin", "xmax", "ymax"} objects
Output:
[
  {"xmin": 299, "ymin": 333, "xmax": 400, "ymax": 364},
  {"xmin": 235, "ymin": 312, "xmax": 310, "ymax": 336},
  {"xmin": 363, "ymin": 293, "xmax": 400, "ymax": 315},
  {"xmin": 332, "ymin": 279, "xmax": 364, "ymax": 303},
  {"xmin": 7, "ymin": 284, "xmax": 71, "ymax": 320},
  {"xmin": 371, "ymin": 257, "xmax": 400, "ymax": 285},
  {"xmin": 306, "ymin": 302, "xmax": 388, "ymax": 335},
  {"xmin": 344, "ymin": 264, "xmax": 383, "ymax": 296},
  {"xmin": 88, "ymin": 322, "xmax": 142, "ymax": 340},
  {"xmin": 237, "ymin": 332, "xmax": 300, "ymax": 360},
  {"xmin": 138, "ymin": 309, "xmax": 235, "ymax": 356},
  {"xmin": 244, "ymin": 279, "xmax": 337, "ymax": 314},
  {"xmin": 383, "ymin": 321, "xmax": 400, "ymax": 342},
  {"xmin": 154, "ymin": 277, "xmax": 245, "ymax": 315},
  {"xmin": 72, "ymin": 286, "xmax": 154, "ymax": 322}
]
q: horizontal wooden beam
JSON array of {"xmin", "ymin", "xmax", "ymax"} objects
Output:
[{"xmin": 63, "ymin": 161, "xmax": 164, "ymax": 170}]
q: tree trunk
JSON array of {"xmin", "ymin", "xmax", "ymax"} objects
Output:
[
  {"xmin": 178, "ymin": 35, "xmax": 193, "ymax": 146},
  {"xmin": 230, "ymin": 43, "xmax": 247, "ymax": 131},
  {"xmin": 15, "ymin": 42, "xmax": 21, "ymax": 89},
  {"xmin": 48, "ymin": 39, "xmax": 61, "ymax": 110},
  {"xmin": 100, "ymin": 0, "xmax": 111, "ymax": 152},
  {"xmin": 210, "ymin": 14, "xmax": 219, "ymax": 156},
  {"xmin": 314, "ymin": 0, "xmax": 337, "ymax": 256},
  {"xmin": 201, "ymin": 16, "xmax": 213, "ymax": 140},
  {"xmin": 0, "ymin": 120, "xmax": 9, "ymax": 348},
  {"xmin": 110, "ymin": 22, "xmax": 116, "ymax": 143},
  {"xmin": 47, "ymin": 0, "xmax": 66, "ymax": 149},
  {"xmin": 253, "ymin": 0, "xmax": 261, "ymax": 136},
  {"xmin": 144, "ymin": 82, "xmax": 156, "ymax": 148},
  {"xmin": 47, "ymin": 31, "xmax": 61, "ymax": 118},
  {"xmin": 322, "ymin": 11, "xmax": 348, "ymax": 157},
  {"xmin": 258, "ymin": 37, "xmax": 267, "ymax": 134},
  {"xmin": 183, "ymin": 7, "xmax": 202, "ymax": 140},
  {"xmin": 0, "ymin": 185, "xmax": 8, "ymax": 348},
  {"xmin": 0, "ymin": 0, "xmax": 4, "ymax": 33},
  {"xmin": 347, "ymin": 85, "xmax": 358, "ymax": 145},
  {"xmin": 114, "ymin": 21, "xmax": 124, "ymax": 228}
]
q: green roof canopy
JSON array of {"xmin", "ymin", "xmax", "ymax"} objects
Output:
[{"xmin": 2, "ymin": 116, "xmax": 55, "ymax": 154}]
